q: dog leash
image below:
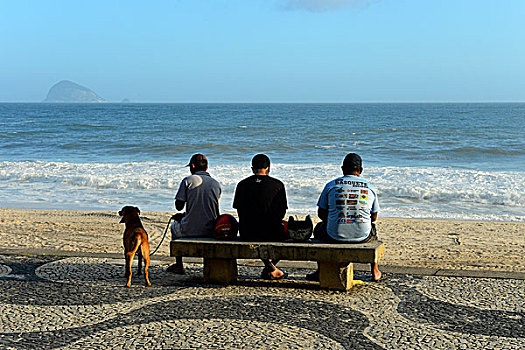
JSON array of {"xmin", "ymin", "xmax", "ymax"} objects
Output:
[{"xmin": 149, "ymin": 216, "xmax": 173, "ymax": 256}]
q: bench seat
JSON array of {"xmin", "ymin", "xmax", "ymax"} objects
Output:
[{"xmin": 171, "ymin": 238, "xmax": 385, "ymax": 290}]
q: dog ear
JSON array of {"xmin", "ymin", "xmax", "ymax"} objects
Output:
[
  {"xmin": 134, "ymin": 207, "xmax": 140, "ymax": 215},
  {"xmin": 119, "ymin": 206, "xmax": 129, "ymax": 216}
]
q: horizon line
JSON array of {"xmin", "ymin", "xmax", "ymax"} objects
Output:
[{"xmin": 1, "ymin": 100, "xmax": 525, "ymax": 104}]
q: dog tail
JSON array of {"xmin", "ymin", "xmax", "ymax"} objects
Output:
[
  {"xmin": 140, "ymin": 235, "xmax": 150, "ymax": 263},
  {"xmin": 127, "ymin": 236, "xmax": 143, "ymax": 260}
]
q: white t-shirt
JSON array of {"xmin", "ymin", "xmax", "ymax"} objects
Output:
[{"xmin": 317, "ymin": 175, "xmax": 379, "ymax": 242}]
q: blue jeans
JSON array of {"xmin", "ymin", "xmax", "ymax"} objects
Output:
[{"xmin": 313, "ymin": 221, "xmax": 377, "ymax": 243}]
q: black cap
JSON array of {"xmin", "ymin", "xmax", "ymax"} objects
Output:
[
  {"xmin": 186, "ymin": 154, "xmax": 208, "ymax": 168},
  {"xmin": 342, "ymin": 153, "xmax": 362, "ymax": 171}
]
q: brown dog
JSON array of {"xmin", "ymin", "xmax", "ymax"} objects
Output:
[{"xmin": 118, "ymin": 206, "xmax": 151, "ymax": 287}]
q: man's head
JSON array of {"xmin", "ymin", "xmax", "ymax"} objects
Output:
[
  {"xmin": 251, "ymin": 153, "xmax": 271, "ymax": 175},
  {"xmin": 342, "ymin": 153, "xmax": 363, "ymax": 176},
  {"xmin": 187, "ymin": 153, "xmax": 208, "ymax": 174}
]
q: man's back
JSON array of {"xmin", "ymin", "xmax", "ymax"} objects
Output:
[
  {"xmin": 176, "ymin": 171, "xmax": 221, "ymax": 237},
  {"xmin": 318, "ymin": 174, "xmax": 379, "ymax": 242},
  {"xmin": 233, "ymin": 174, "xmax": 287, "ymax": 241}
]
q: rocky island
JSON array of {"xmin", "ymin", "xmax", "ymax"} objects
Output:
[{"xmin": 43, "ymin": 80, "xmax": 106, "ymax": 103}]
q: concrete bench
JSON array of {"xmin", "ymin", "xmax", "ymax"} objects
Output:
[{"xmin": 170, "ymin": 238, "xmax": 385, "ymax": 290}]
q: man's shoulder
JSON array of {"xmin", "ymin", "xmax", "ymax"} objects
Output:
[
  {"xmin": 323, "ymin": 177, "xmax": 339, "ymax": 188},
  {"xmin": 359, "ymin": 177, "xmax": 377, "ymax": 192},
  {"xmin": 333, "ymin": 175, "xmax": 374, "ymax": 185},
  {"xmin": 184, "ymin": 172, "xmax": 221, "ymax": 189},
  {"xmin": 266, "ymin": 175, "xmax": 284, "ymax": 186},
  {"xmin": 237, "ymin": 175, "xmax": 254, "ymax": 186},
  {"xmin": 203, "ymin": 173, "xmax": 220, "ymax": 184},
  {"xmin": 202, "ymin": 174, "xmax": 221, "ymax": 190},
  {"xmin": 237, "ymin": 175, "xmax": 282, "ymax": 184},
  {"xmin": 236, "ymin": 175, "xmax": 284, "ymax": 190}
]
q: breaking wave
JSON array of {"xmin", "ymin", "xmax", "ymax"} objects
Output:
[{"xmin": 1, "ymin": 161, "xmax": 523, "ymax": 222}]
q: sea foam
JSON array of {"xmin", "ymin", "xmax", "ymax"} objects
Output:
[{"xmin": 1, "ymin": 161, "xmax": 523, "ymax": 222}]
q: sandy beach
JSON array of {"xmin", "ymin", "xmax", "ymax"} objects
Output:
[{"xmin": 0, "ymin": 208, "xmax": 523, "ymax": 273}]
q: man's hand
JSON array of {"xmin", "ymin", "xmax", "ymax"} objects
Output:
[{"xmin": 171, "ymin": 212, "xmax": 185, "ymax": 222}]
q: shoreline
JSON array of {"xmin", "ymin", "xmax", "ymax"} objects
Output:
[
  {"xmin": 0, "ymin": 208, "xmax": 524, "ymax": 273},
  {"xmin": 0, "ymin": 206, "xmax": 522, "ymax": 224}
]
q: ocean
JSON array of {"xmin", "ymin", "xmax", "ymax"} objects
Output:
[{"xmin": 1, "ymin": 103, "xmax": 523, "ymax": 222}]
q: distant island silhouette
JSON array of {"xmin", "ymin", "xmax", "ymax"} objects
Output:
[{"xmin": 43, "ymin": 80, "xmax": 106, "ymax": 103}]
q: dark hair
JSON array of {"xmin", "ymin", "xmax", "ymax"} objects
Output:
[
  {"xmin": 342, "ymin": 153, "xmax": 362, "ymax": 174},
  {"xmin": 251, "ymin": 154, "xmax": 271, "ymax": 170}
]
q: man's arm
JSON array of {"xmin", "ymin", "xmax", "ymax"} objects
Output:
[
  {"xmin": 174, "ymin": 178, "xmax": 187, "ymax": 212},
  {"xmin": 318, "ymin": 207, "xmax": 328, "ymax": 222},
  {"xmin": 276, "ymin": 185, "xmax": 288, "ymax": 220},
  {"xmin": 370, "ymin": 189, "xmax": 379, "ymax": 223},
  {"xmin": 316, "ymin": 182, "xmax": 330, "ymax": 222}
]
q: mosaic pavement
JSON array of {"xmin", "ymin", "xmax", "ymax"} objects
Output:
[{"xmin": 0, "ymin": 255, "xmax": 523, "ymax": 349}]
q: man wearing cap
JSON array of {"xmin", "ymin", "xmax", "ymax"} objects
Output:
[
  {"xmin": 233, "ymin": 154, "xmax": 288, "ymax": 280},
  {"xmin": 307, "ymin": 153, "xmax": 383, "ymax": 281},
  {"xmin": 167, "ymin": 154, "xmax": 221, "ymax": 274}
]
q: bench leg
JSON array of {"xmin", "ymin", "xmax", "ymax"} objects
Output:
[
  {"xmin": 203, "ymin": 258, "xmax": 238, "ymax": 284},
  {"xmin": 318, "ymin": 262, "xmax": 354, "ymax": 290}
]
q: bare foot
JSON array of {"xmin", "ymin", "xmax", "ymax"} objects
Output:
[
  {"xmin": 269, "ymin": 269, "xmax": 285, "ymax": 279},
  {"xmin": 261, "ymin": 268, "xmax": 288, "ymax": 280},
  {"xmin": 372, "ymin": 271, "xmax": 382, "ymax": 281},
  {"xmin": 371, "ymin": 263, "xmax": 382, "ymax": 281}
]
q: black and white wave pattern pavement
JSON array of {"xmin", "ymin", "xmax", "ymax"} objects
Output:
[{"xmin": 0, "ymin": 255, "xmax": 523, "ymax": 349}]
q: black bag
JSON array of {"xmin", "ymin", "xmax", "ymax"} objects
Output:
[{"xmin": 287, "ymin": 215, "xmax": 313, "ymax": 242}]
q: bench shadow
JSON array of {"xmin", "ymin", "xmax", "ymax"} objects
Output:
[{"xmin": 234, "ymin": 278, "xmax": 322, "ymax": 291}]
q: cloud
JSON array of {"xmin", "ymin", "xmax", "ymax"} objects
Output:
[{"xmin": 279, "ymin": 0, "xmax": 377, "ymax": 12}]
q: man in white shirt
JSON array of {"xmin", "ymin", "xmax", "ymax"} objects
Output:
[{"xmin": 307, "ymin": 153, "xmax": 382, "ymax": 281}]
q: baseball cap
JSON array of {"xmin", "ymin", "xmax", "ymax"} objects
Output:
[
  {"xmin": 342, "ymin": 153, "xmax": 362, "ymax": 170},
  {"xmin": 186, "ymin": 153, "xmax": 208, "ymax": 167}
]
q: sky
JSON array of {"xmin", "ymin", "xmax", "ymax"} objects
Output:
[{"xmin": 1, "ymin": 0, "xmax": 524, "ymax": 102}]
